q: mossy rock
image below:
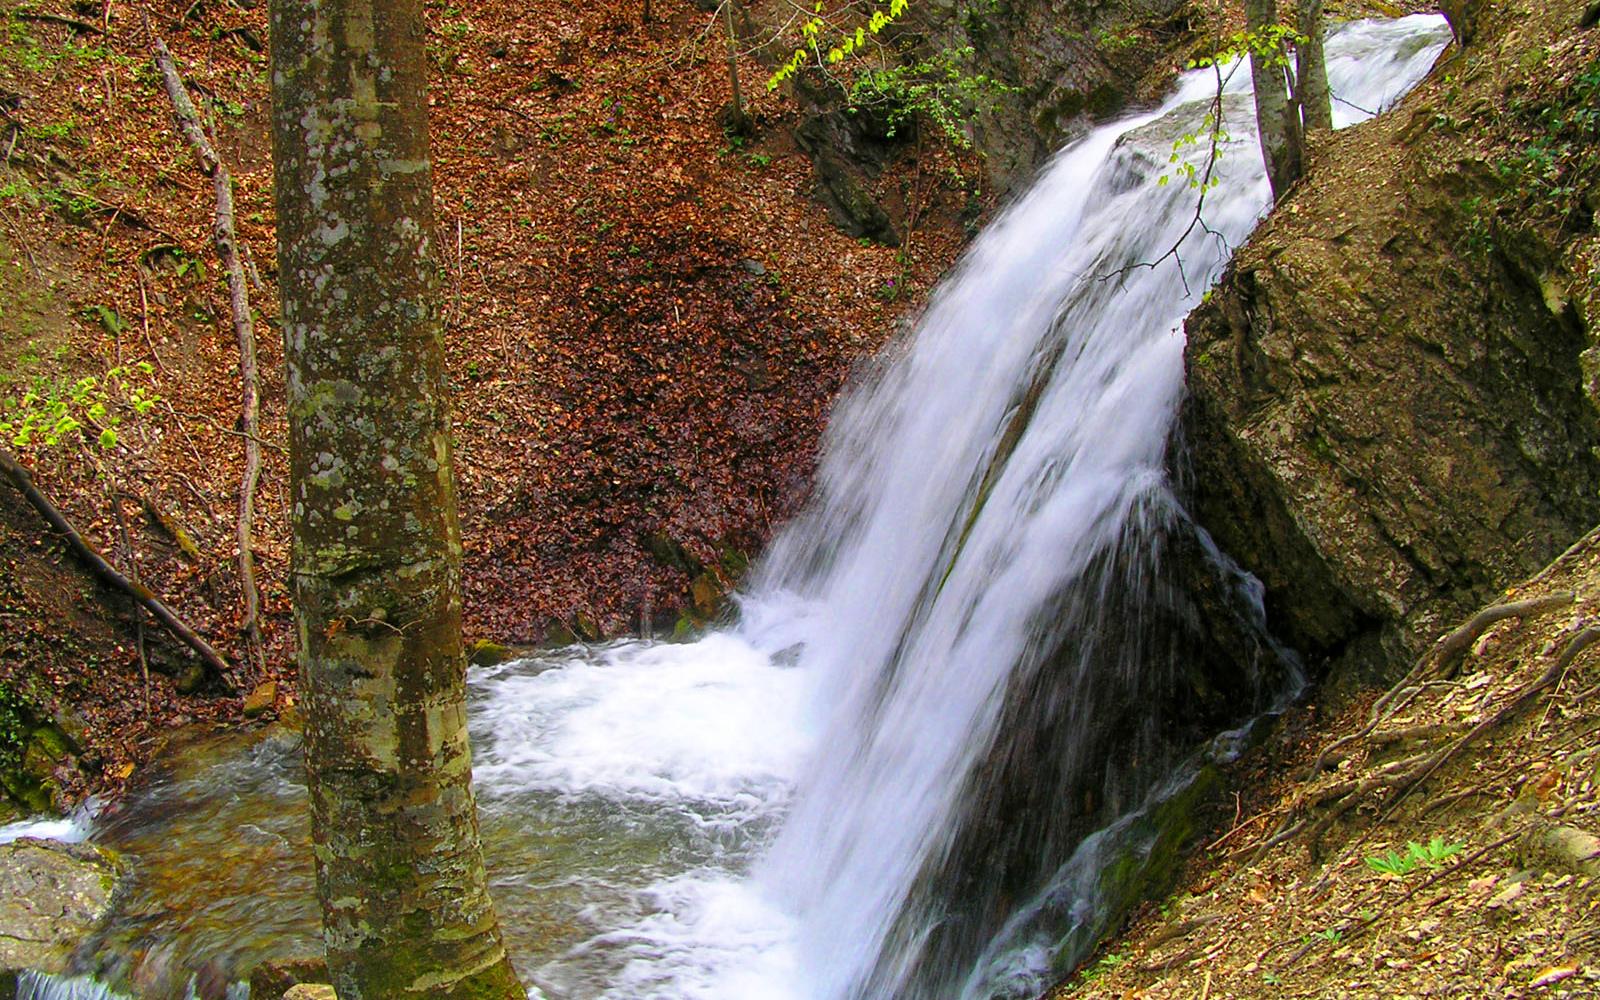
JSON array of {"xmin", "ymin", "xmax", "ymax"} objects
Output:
[
  {"xmin": 573, "ymin": 612, "xmax": 601, "ymax": 642},
  {"xmin": 641, "ymin": 532, "xmax": 701, "ymax": 576},
  {"xmin": 1052, "ymin": 765, "xmax": 1224, "ymax": 976},
  {"xmin": 466, "ymin": 640, "xmax": 511, "ymax": 666},
  {"xmin": 0, "ymin": 839, "xmax": 126, "ymax": 974},
  {"xmin": 690, "ymin": 572, "xmax": 724, "ymax": 617},
  {"xmin": 540, "ymin": 622, "xmax": 579, "ymax": 648}
]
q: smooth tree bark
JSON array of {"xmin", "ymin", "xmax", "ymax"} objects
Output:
[
  {"xmin": 267, "ymin": 1, "xmax": 524, "ymax": 997},
  {"xmin": 1295, "ymin": 0, "xmax": 1332, "ymax": 134},
  {"xmin": 1245, "ymin": 0, "xmax": 1303, "ymax": 201}
]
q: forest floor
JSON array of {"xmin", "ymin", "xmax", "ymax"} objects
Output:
[{"xmin": 0, "ymin": 0, "xmax": 985, "ymax": 797}]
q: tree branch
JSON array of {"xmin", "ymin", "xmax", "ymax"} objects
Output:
[
  {"xmin": 153, "ymin": 31, "xmax": 266, "ymax": 668},
  {"xmin": 0, "ymin": 448, "xmax": 233, "ymax": 686}
]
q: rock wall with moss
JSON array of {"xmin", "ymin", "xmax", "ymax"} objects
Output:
[
  {"xmin": 1178, "ymin": 0, "xmax": 1600, "ymax": 687},
  {"xmin": 759, "ymin": 0, "xmax": 1192, "ymax": 241}
]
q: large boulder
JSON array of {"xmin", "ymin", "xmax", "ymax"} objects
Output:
[
  {"xmin": 1178, "ymin": 0, "xmax": 1600, "ymax": 685},
  {"xmin": 0, "ymin": 838, "xmax": 125, "ymax": 974}
]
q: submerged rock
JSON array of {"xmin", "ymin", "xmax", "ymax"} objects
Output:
[
  {"xmin": 248, "ymin": 958, "xmax": 332, "ymax": 1000},
  {"xmin": 0, "ymin": 837, "xmax": 125, "ymax": 974}
]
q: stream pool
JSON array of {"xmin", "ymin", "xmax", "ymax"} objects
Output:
[{"xmin": 60, "ymin": 624, "xmax": 819, "ymax": 999}]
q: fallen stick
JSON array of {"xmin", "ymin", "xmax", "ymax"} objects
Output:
[
  {"xmin": 0, "ymin": 448, "xmax": 232, "ymax": 685},
  {"xmin": 153, "ymin": 33, "xmax": 265, "ymax": 668},
  {"xmin": 14, "ymin": 11, "xmax": 103, "ymax": 33}
]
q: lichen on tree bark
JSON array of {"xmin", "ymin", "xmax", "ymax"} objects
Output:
[{"xmin": 267, "ymin": 0, "xmax": 524, "ymax": 995}]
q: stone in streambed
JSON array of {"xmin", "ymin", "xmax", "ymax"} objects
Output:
[
  {"xmin": 0, "ymin": 837, "xmax": 125, "ymax": 974},
  {"xmin": 466, "ymin": 639, "xmax": 516, "ymax": 667},
  {"xmin": 242, "ymin": 680, "xmax": 277, "ymax": 718},
  {"xmin": 248, "ymin": 957, "xmax": 331, "ymax": 1000}
]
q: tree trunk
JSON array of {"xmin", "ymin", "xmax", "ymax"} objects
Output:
[
  {"xmin": 1245, "ymin": 0, "xmax": 1303, "ymax": 201},
  {"xmin": 1295, "ymin": 0, "xmax": 1332, "ymax": 135},
  {"xmin": 267, "ymin": 1, "xmax": 525, "ymax": 997}
]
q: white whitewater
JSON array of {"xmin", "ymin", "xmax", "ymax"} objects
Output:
[{"xmin": 6, "ymin": 16, "xmax": 1450, "ymax": 1000}]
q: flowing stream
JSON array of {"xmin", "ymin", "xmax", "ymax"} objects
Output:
[{"xmin": 19, "ymin": 17, "xmax": 1448, "ymax": 1000}]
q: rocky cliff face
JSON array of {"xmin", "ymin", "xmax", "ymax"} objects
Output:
[
  {"xmin": 907, "ymin": 0, "xmax": 1189, "ymax": 190},
  {"xmin": 1179, "ymin": 0, "xmax": 1600, "ymax": 686},
  {"xmin": 763, "ymin": 0, "xmax": 1191, "ymax": 241}
]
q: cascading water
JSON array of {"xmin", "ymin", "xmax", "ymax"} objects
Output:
[{"xmin": 12, "ymin": 16, "xmax": 1450, "ymax": 1000}]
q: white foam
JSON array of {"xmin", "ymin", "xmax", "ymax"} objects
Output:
[
  {"xmin": 0, "ymin": 798, "xmax": 96, "ymax": 845},
  {"xmin": 470, "ymin": 632, "xmax": 818, "ymax": 814}
]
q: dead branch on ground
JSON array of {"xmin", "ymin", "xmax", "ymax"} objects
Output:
[
  {"xmin": 153, "ymin": 33, "xmax": 265, "ymax": 669},
  {"xmin": 0, "ymin": 447, "xmax": 233, "ymax": 686}
]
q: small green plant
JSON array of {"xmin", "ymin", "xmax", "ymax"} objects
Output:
[
  {"xmin": 172, "ymin": 248, "xmax": 207, "ymax": 282},
  {"xmin": 1364, "ymin": 837, "xmax": 1465, "ymax": 877},
  {"xmin": 0, "ymin": 361, "xmax": 159, "ymax": 452},
  {"xmin": 1074, "ymin": 949, "xmax": 1126, "ymax": 987},
  {"xmin": 0, "ymin": 682, "xmax": 33, "ymax": 775},
  {"xmin": 745, "ymin": 151, "xmax": 773, "ymax": 169},
  {"xmin": 26, "ymin": 119, "xmax": 79, "ymax": 143},
  {"xmin": 768, "ymin": 0, "xmax": 912, "ymax": 90},
  {"xmin": 1093, "ymin": 26, "xmax": 1140, "ymax": 52},
  {"xmin": 847, "ymin": 46, "xmax": 1016, "ymax": 150},
  {"xmin": 766, "ymin": 1, "xmax": 1014, "ymax": 152}
]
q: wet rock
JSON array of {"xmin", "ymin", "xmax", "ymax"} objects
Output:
[
  {"xmin": 282, "ymin": 986, "xmax": 336, "ymax": 1000},
  {"xmin": 466, "ymin": 639, "xmax": 516, "ymax": 667},
  {"xmin": 242, "ymin": 681, "xmax": 277, "ymax": 718},
  {"xmin": 247, "ymin": 956, "xmax": 330, "ymax": 1000},
  {"xmin": 690, "ymin": 572, "xmax": 724, "ymax": 617},
  {"xmin": 0, "ymin": 838, "xmax": 125, "ymax": 974},
  {"xmin": 1178, "ymin": 0, "xmax": 1600, "ymax": 690},
  {"xmin": 792, "ymin": 108, "xmax": 900, "ymax": 245}
]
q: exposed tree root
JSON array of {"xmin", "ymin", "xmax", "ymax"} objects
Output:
[
  {"xmin": 1239, "ymin": 586, "xmax": 1591, "ymax": 889},
  {"xmin": 1305, "ymin": 591, "xmax": 1573, "ymax": 776}
]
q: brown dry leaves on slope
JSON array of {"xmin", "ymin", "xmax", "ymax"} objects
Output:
[{"xmin": 0, "ymin": 0, "xmax": 976, "ymax": 790}]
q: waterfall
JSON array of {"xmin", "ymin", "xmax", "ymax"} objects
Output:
[
  {"xmin": 720, "ymin": 15, "xmax": 1451, "ymax": 999},
  {"xmin": 5, "ymin": 17, "xmax": 1451, "ymax": 1000}
]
